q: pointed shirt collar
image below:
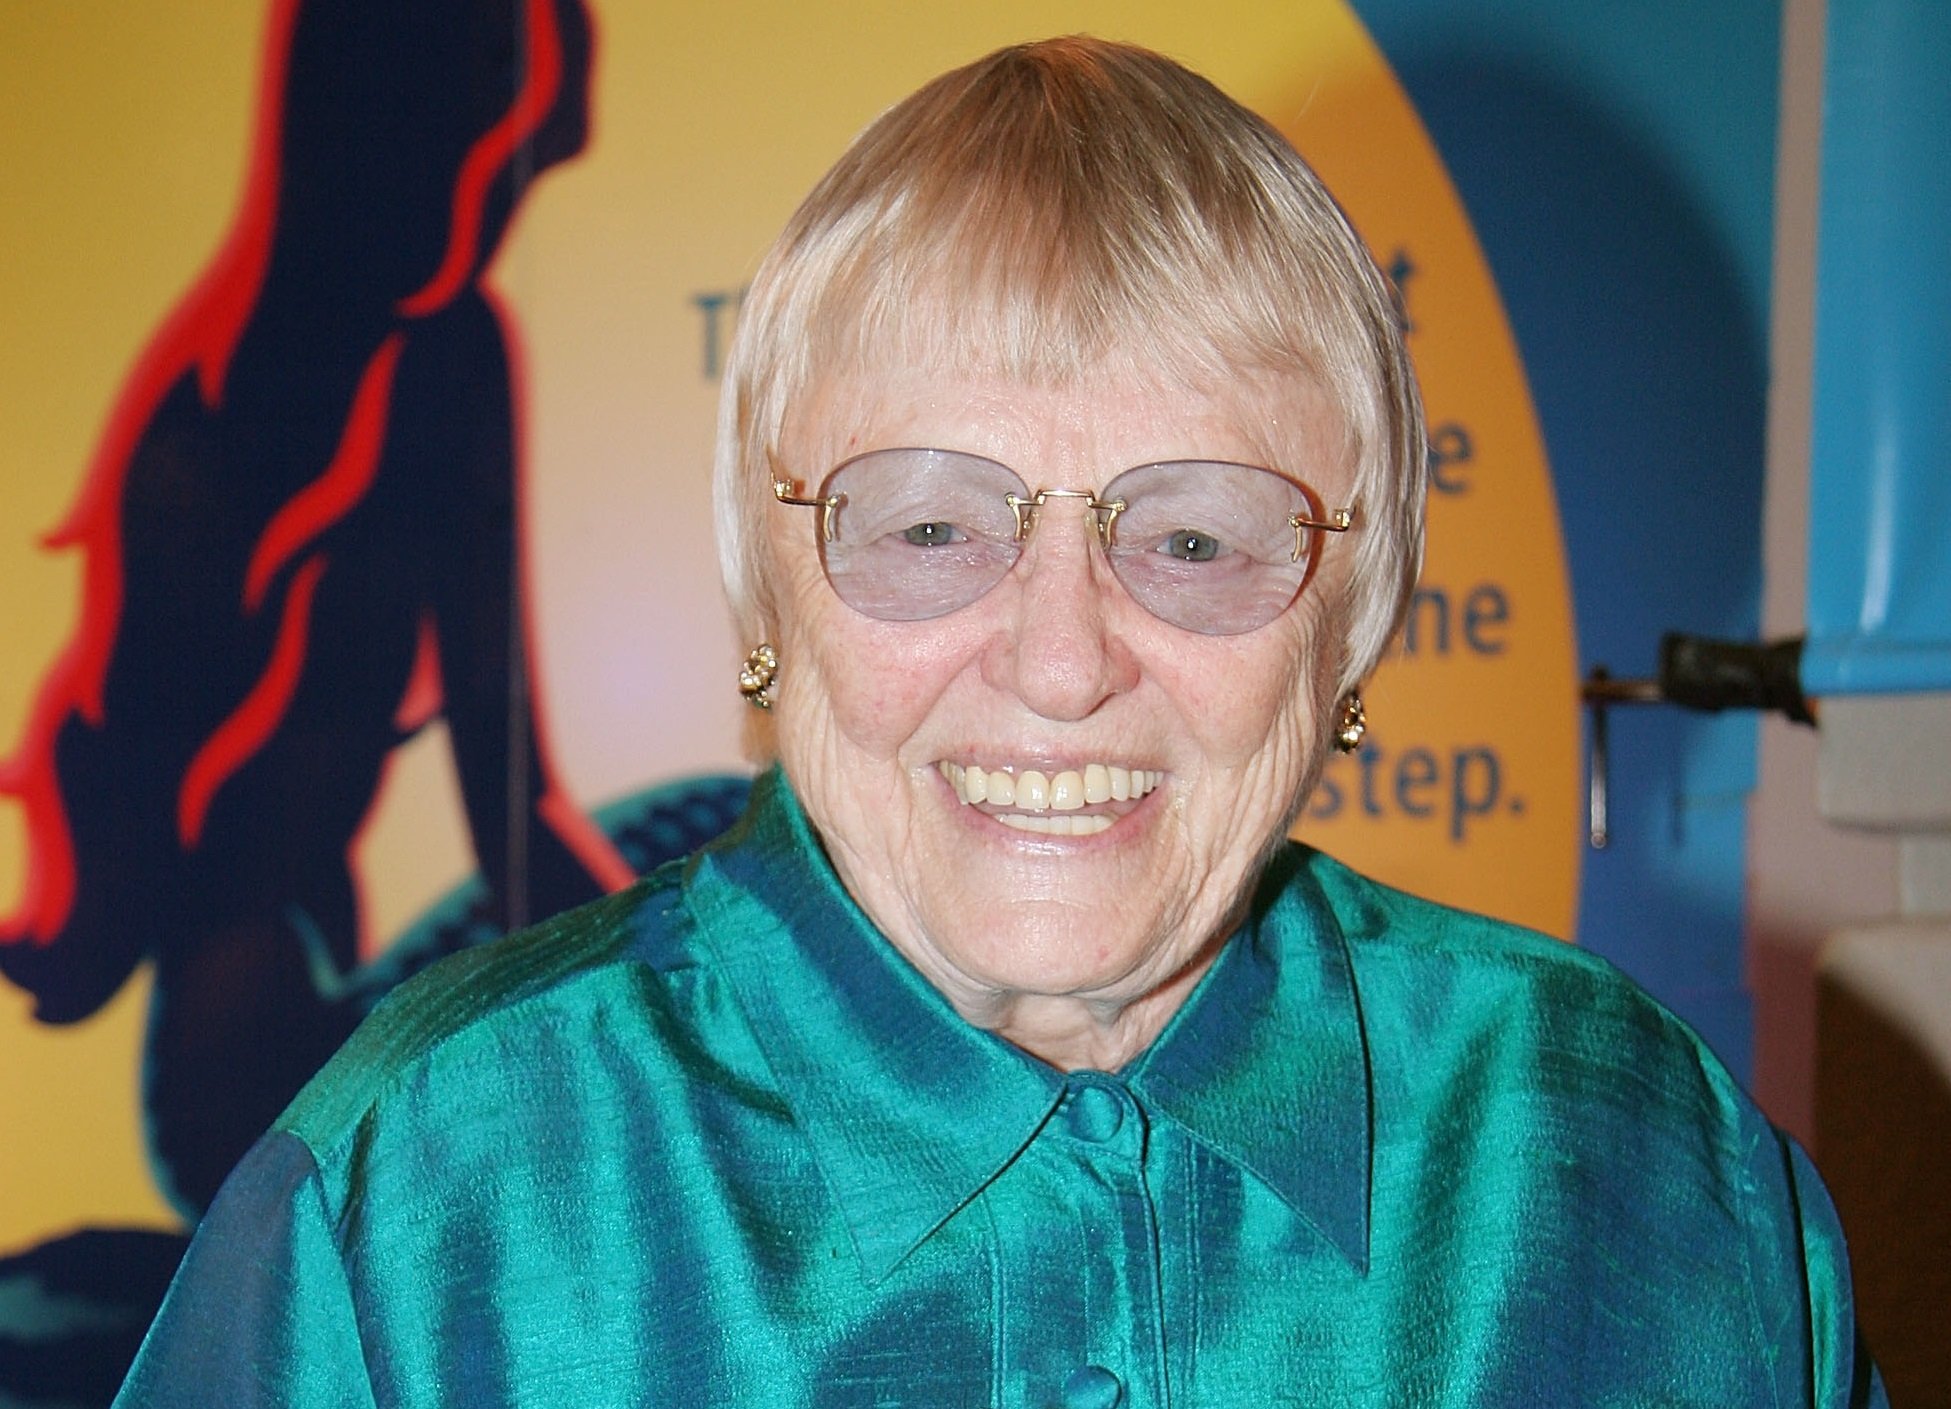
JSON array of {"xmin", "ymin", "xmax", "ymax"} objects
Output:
[{"xmin": 683, "ymin": 768, "xmax": 1371, "ymax": 1283}]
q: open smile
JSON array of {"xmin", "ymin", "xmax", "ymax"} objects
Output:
[{"xmin": 934, "ymin": 760, "xmax": 1164, "ymax": 835}]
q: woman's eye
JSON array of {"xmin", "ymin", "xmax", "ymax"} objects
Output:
[
  {"xmin": 1161, "ymin": 528, "xmax": 1221, "ymax": 562},
  {"xmin": 901, "ymin": 521, "xmax": 962, "ymax": 547}
]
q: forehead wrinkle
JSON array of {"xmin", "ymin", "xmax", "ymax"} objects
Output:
[{"xmin": 787, "ymin": 357, "xmax": 1349, "ymax": 500}]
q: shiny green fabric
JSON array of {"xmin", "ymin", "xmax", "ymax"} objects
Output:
[{"xmin": 115, "ymin": 768, "xmax": 1884, "ymax": 1407}]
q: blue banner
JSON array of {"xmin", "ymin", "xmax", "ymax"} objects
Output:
[{"xmin": 1805, "ymin": 0, "xmax": 1951, "ymax": 695}]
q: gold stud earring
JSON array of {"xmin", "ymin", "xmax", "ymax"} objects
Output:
[
  {"xmin": 738, "ymin": 642, "xmax": 778, "ymax": 710},
  {"xmin": 1333, "ymin": 691, "xmax": 1367, "ymax": 753}
]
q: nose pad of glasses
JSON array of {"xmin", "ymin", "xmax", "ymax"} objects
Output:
[
  {"xmin": 1092, "ymin": 499, "xmax": 1124, "ymax": 550},
  {"xmin": 1005, "ymin": 492, "xmax": 1035, "ymax": 541}
]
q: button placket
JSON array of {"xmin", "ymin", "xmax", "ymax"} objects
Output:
[{"xmin": 1036, "ymin": 1078, "xmax": 1158, "ymax": 1409}]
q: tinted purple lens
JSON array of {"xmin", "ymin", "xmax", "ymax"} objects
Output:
[
  {"xmin": 817, "ymin": 449, "xmax": 1025, "ymax": 622},
  {"xmin": 804, "ymin": 449, "xmax": 1335, "ymax": 634},
  {"xmin": 1097, "ymin": 460, "xmax": 1324, "ymax": 635}
]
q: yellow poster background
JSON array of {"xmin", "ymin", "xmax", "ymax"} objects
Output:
[{"xmin": 0, "ymin": 1, "xmax": 1575, "ymax": 1255}]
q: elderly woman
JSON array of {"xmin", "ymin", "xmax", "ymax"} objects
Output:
[{"xmin": 116, "ymin": 37, "xmax": 1882, "ymax": 1408}]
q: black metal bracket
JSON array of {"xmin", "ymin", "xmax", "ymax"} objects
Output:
[{"xmin": 1581, "ymin": 634, "xmax": 1816, "ymax": 848}]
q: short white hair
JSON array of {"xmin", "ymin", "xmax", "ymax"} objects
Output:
[{"xmin": 714, "ymin": 36, "xmax": 1425, "ymax": 691}]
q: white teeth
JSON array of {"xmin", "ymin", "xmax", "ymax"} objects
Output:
[
  {"xmin": 935, "ymin": 760, "xmax": 1162, "ymax": 817},
  {"xmin": 997, "ymin": 812, "xmax": 1114, "ymax": 836},
  {"xmin": 1083, "ymin": 764, "xmax": 1111, "ymax": 805},
  {"xmin": 1049, "ymin": 770, "xmax": 1084, "ymax": 810}
]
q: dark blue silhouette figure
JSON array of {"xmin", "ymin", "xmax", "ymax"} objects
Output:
[
  {"xmin": 0, "ymin": 2, "xmax": 747, "ymax": 1401},
  {"xmin": 2, "ymin": 0, "xmax": 612, "ymax": 1217}
]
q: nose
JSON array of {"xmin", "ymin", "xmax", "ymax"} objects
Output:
[{"xmin": 982, "ymin": 497, "xmax": 1138, "ymax": 722}]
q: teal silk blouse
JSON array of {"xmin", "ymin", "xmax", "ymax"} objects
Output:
[{"xmin": 115, "ymin": 769, "xmax": 1885, "ymax": 1407}]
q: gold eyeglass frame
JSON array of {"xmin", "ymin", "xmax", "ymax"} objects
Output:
[{"xmin": 769, "ymin": 452, "xmax": 1352, "ymax": 567}]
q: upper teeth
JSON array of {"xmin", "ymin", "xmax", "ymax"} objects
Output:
[{"xmin": 936, "ymin": 761, "xmax": 1162, "ymax": 812}]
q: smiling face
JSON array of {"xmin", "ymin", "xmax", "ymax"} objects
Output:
[{"xmin": 765, "ymin": 361, "xmax": 1355, "ymax": 1069}]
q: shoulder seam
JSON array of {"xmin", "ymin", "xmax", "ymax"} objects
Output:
[{"xmin": 280, "ymin": 875, "xmax": 680, "ymax": 1155}]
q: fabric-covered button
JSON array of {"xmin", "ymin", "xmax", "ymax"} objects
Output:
[
  {"xmin": 1064, "ymin": 1083, "xmax": 1126, "ymax": 1143},
  {"xmin": 1060, "ymin": 1364, "xmax": 1124, "ymax": 1408}
]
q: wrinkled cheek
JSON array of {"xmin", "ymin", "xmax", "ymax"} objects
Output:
[
  {"xmin": 840, "ymin": 659, "xmax": 922, "ymax": 760},
  {"xmin": 1198, "ymin": 676, "xmax": 1325, "ymax": 860},
  {"xmin": 785, "ymin": 617, "xmax": 945, "ymax": 766},
  {"xmin": 1193, "ymin": 659, "xmax": 1317, "ymax": 775}
]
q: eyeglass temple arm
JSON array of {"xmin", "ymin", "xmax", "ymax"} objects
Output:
[
  {"xmin": 773, "ymin": 478, "xmax": 842, "ymax": 542},
  {"xmin": 1289, "ymin": 507, "xmax": 1354, "ymax": 563}
]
